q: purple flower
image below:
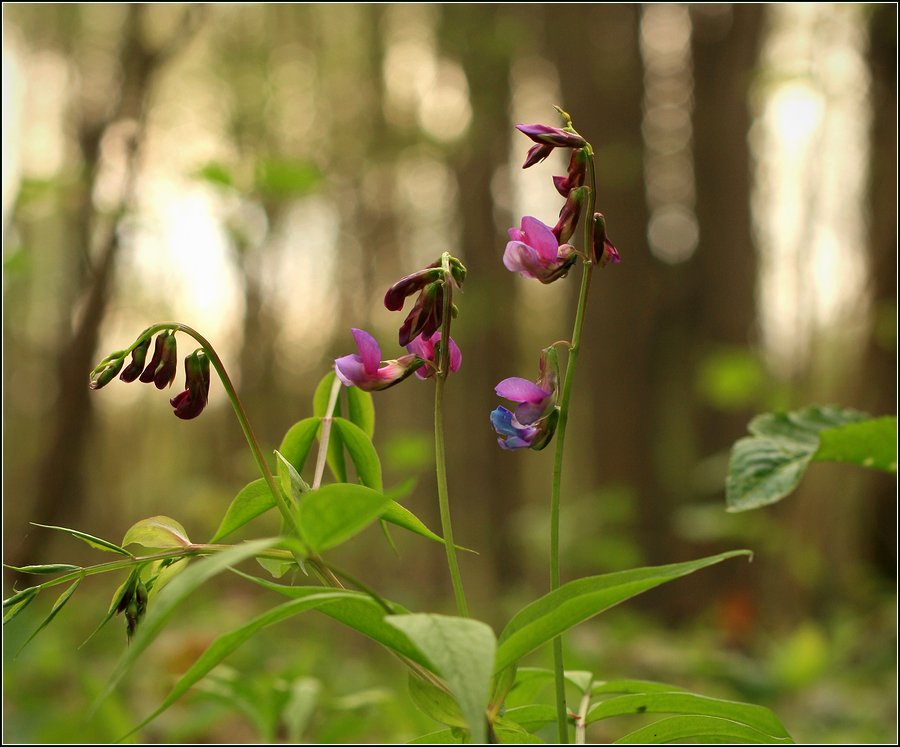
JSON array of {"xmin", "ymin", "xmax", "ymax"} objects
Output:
[
  {"xmin": 335, "ymin": 328, "xmax": 424, "ymax": 391},
  {"xmin": 139, "ymin": 331, "xmax": 178, "ymax": 389},
  {"xmin": 552, "ymin": 186, "xmax": 586, "ymax": 244},
  {"xmin": 119, "ymin": 337, "xmax": 151, "ymax": 383},
  {"xmin": 522, "ymin": 143, "xmax": 554, "ymax": 169},
  {"xmin": 591, "ymin": 212, "xmax": 620, "ymax": 268},
  {"xmin": 504, "ymin": 216, "xmax": 577, "ymax": 284},
  {"xmin": 384, "ymin": 257, "xmax": 466, "ymax": 347},
  {"xmin": 407, "ymin": 331, "xmax": 462, "ymax": 379},
  {"xmin": 516, "ymin": 123, "xmax": 586, "ymax": 150},
  {"xmin": 170, "ymin": 349, "xmax": 210, "ymax": 419},
  {"xmin": 491, "ymin": 347, "xmax": 560, "ymax": 451}
]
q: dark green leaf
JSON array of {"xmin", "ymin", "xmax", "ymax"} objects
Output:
[
  {"xmin": 210, "ymin": 479, "xmax": 276, "ymax": 543},
  {"xmin": 3, "ymin": 586, "xmax": 39, "ymax": 624},
  {"xmin": 296, "ymin": 483, "xmax": 391, "ymax": 553},
  {"xmin": 495, "ymin": 552, "xmax": 751, "ymax": 673},
  {"xmin": 408, "ymin": 674, "xmax": 466, "ymax": 728},
  {"xmin": 278, "ymin": 417, "xmax": 322, "ymax": 475},
  {"xmin": 387, "ymin": 614, "xmax": 497, "ymax": 744},
  {"xmin": 31, "ymin": 523, "xmax": 132, "ymax": 556},
  {"xmin": 815, "ymin": 416, "xmax": 897, "ymax": 473},
  {"xmin": 122, "ymin": 516, "xmax": 191, "ymax": 550},
  {"xmin": 17, "ymin": 578, "xmax": 82, "ymax": 654},
  {"xmin": 346, "ymin": 385, "xmax": 375, "ymax": 437},
  {"xmin": 333, "ymin": 417, "xmax": 383, "ymax": 490},
  {"xmin": 3, "ymin": 563, "xmax": 82, "ymax": 575},
  {"xmin": 613, "ymin": 714, "xmax": 793, "ymax": 744}
]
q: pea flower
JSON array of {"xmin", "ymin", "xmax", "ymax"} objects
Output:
[
  {"xmin": 552, "ymin": 186, "xmax": 586, "ymax": 244},
  {"xmin": 516, "ymin": 123, "xmax": 586, "ymax": 149},
  {"xmin": 406, "ymin": 331, "xmax": 462, "ymax": 379},
  {"xmin": 384, "ymin": 257, "xmax": 466, "ymax": 347},
  {"xmin": 591, "ymin": 212, "xmax": 620, "ymax": 268},
  {"xmin": 553, "ymin": 148, "xmax": 588, "ymax": 197},
  {"xmin": 119, "ymin": 337, "xmax": 151, "ymax": 383},
  {"xmin": 335, "ymin": 328, "xmax": 424, "ymax": 391},
  {"xmin": 139, "ymin": 331, "xmax": 178, "ymax": 389},
  {"xmin": 504, "ymin": 216, "xmax": 577, "ymax": 284},
  {"xmin": 491, "ymin": 347, "xmax": 560, "ymax": 451},
  {"xmin": 170, "ymin": 349, "xmax": 210, "ymax": 419}
]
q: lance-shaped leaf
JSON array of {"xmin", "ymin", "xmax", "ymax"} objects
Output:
[
  {"xmin": 278, "ymin": 416, "xmax": 322, "ymax": 475},
  {"xmin": 16, "ymin": 578, "xmax": 82, "ymax": 655},
  {"xmin": 333, "ymin": 417, "xmax": 383, "ymax": 490},
  {"xmin": 210, "ymin": 479, "xmax": 275, "ymax": 542},
  {"xmin": 3, "ymin": 586, "xmax": 40, "ymax": 624},
  {"xmin": 614, "ymin": 714, "xmax": 793, "ymax": 744},
  {"xmin": 4, "ymin": 563, "xmax": 82, "ymax": 575},
  {"xmin": 31, "ymin": 523, "xmax": 132, "ymax": 557}
]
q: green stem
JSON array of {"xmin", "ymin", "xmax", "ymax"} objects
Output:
[
  {"xmin": 435, "ymin": 253, "xmax": 469, "ymax": 617},
  {"xmin": 550, "ymin": 149, "xmax": 597, "ymax": 743}
]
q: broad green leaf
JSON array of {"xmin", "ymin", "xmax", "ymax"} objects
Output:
[
  {"xmin": 296, "ymin": 483, "xmax": 392, "ymax": 553},
  {"xmin": 122, "ymin": 591, "xmax": 352, "ymax": 739},
  {"xmin": 232, "ymin": 571, "xmax": 430, "ymax": 668},
  {"xmin": 333, "ymin": 417, "xmax": 383, "ymax": 490},
  {"xmin": 17, "ymin": 578, "xmax": 82, "ymax": 654},
  {"xmin": 313, "ymin": 372, "xmax": 347, "ymax": 483},
  {"xmin": 275, "ymin": 449, "xmax": 311, "ymax": 504},
  {"xmin": 502, "ymin": 704, "xmax": 557, "ymax": 733},
  {"xmin": 31, "ymin": 523, "xmax": 132, "ymax": 556},
  {"xmin": 4, "ymin": 563, "xmax": 81, "ymax": 575},
  {"xmin": 492, "ymin": 715, "xmax": 547, "ymax": 743},
  {"xmin": 95, "ymin": 539, "xmax": 278, "ymax": 709},
  {"xmin": 495, "ymin": 551, "xmax": 750, "ymax": 673},
  {"xmin": 592, "ymin": 679, "xmax": 687, "ymax": 697},
  {"xmin": 278, "ymin": 417, "xmax": 321, "ymax": 475},
  {"xmin": 409, "ymin": 729, "xmax": 465, "ymax": 744},
  {"xmin": 408, "ymin": 674, "xmax": 466, "ymax": 728},
  {"xmin": 388, "ymin": 614, "xmax": 497, "ymax": 744},
  {"xmin": 614, "ymin": 714, "xmax": 793, "ymax": 744},
  {"xmin": 210, "ymin": 479, "xmax": 275, "ymax": 542},
  {"xmin": 346, "ymin": 385, "xmax": 375, "ymax": 437},
  {"xmin": 727, "ymin": 406, "xmax": 878, "ymax": 512},
  {"xmin": 815, "ymin": 416, "xmax": 897, "ymax": 473},
  {"xmin": 3, "ymin": 586, "xmax": 39, "ymax": 624},
  {"xmin": 586, "ymin": 692, "xmax": 791, "ymax": 739},
  {"xmin": 122, "ymin": 516, "xmax": 190, "ymax": 550}
]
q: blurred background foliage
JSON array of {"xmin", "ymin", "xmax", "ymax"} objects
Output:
[{"xmin": 2, "ymin": 4, "xmax": 896, "ymax": 743}]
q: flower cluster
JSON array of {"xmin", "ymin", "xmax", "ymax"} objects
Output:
[
  {"xmin": 335, "ymin": 255, "xmax": 465, "ymax": 391},
  {"xmin": 89, "ymin": 331, "xmax": 211, "ymax": 419}
]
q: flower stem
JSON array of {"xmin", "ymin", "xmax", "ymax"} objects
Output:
[
  {"xmin": 549, "ymin": 149, "xmax": 597, "ymax": 743},
  {"xmin": 435, "ymin": 253, "xmax": 469, "ymax": 617}
]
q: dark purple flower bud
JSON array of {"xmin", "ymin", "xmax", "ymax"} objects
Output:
[
  {"xmin": 552, "ymin": 186, "xmax": 587, "ymax": 244},
  {"xmin": 522, "ymin": 143, "xmax": 554, "ymax": 169},
  {"xmin": 591, "ymin": 213, "xmax": 620, "ymax": 268},
  {"xmin": 152, "ymin": 332, "xmax": 179, "ymax": 389},
  {"xmin": 170, "ymin": 349, "xmax": 210, "ymax": 419},
  {"xmin": 384, "ymin": 265, "xmax": 443, "ymax": 311},
  {"xmin": 139, "ymin": 333, "xmax": 166, "ymax": 384},
  {"xmin": 89, "ymin": 355, "xmax": 125, "ymax": 390},
  {"xmin": 398, "ymin": 282, "xmax": 444, "ymax": 347},
  {"xmin": 516, "ymin": 123, "xmax": 586, "ymax": 149},
  {"xmin": 119, "ymin": 338, "xmax": 151, "ymax": 383},
  {"xmin": 553, "ymin": 148, "xmax": 588, "ymax": 197}
]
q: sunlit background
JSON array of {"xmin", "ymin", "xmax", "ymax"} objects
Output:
[{"xmin": 3, "ymin": 4, "xmax": 896, "ymax": 743}]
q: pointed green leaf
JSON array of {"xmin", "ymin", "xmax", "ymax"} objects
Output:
[
  {"xmin": 3, "ymin": 563, "xmax": 82, "ymax": 575},
  {"xmin": 495, "ymin": 552, "xmax": 751, "ymax": 673},
  {"xmin": 296, "ymin": 483, "xmax": 392, "ymax": 553},
  {"xmin": 408, "ymin": 674, "xmax": 466, "ymax": 728},
  {"xmin": 17, "ymin": 578, "xmax": 82, "ymax": 654},
  {"xmin": 3, "ymin": 586, "xmax": 39, "ymax": 624},
  {"xmin": 122, "ymin": 516, "xmax": 190, "ymax": 550},
  {"xmin": 210, "ymin": 479, "xmax": 275, "ymax": 543},
  {"xmin": 256, "ymin": 556, "xmax": 297, "ymax": 579},
  {"xmin": 94, "ymin": 539, "xmax": 278, "ymax": 710},
  {"xmin": 333, "ymin": 417, "xmax": 383, "ymax": 490},
  {"xmin": 586, "ymin": 692, "xmax": 791, "ymax": 739},
  {"xmin": 492, "ymin": 715, "xmax": 547, "ymax": 743},
  {"xmin": 502, "ymin": 704, "xmax": 557, "ymax": 733},
  {"xmin": 275, "ymin": 449, "xmax": 311, "ymax": 504},
  {"xmin": 815, "ymin": 416, "xmax": 897, "ymax": 473},
  {"xmin": 278, "ymin": 416, "xmax": 322, "ymax": 475},
  {"xmin": 591, "ymin": 679, "xmax": 687, "ymax": 697},
  {"xmin": 31, "ymin": 523, "xmax": 132, "ymax": 556},
  {"xmin": 121, "ymin": 591, "xmax": 351, "ymax": 739},
  {"xmin": 346, "ymin": 385, "xmax": 376, "ymax": 437},
  {"xmin": 409, "ymin": 729, "xmax": 465, "ymax": 744},
  {"xmin": 613, "ymin": 714, "xmax": 793, "ymax": 744},
  {"xmin": 388, "ymin": 614, "xmax": 497, "ymax": 744}
]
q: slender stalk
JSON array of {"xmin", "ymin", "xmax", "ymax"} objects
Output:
[
  {"xmin": 575, "ymin": 682, "xmax": 593, "ymax": 745},
  {"xmin": 313, "ymin": 375, "xmax": 343, "ymax": 490},
  {"xmin": 435, "ymin": 253, "xmax": 469, "ymax": 617},
  {"xmin": 550, "ymin": 150, "xmax": 597, "ymax": 743}
]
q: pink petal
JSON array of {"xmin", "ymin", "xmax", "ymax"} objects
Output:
[
  {"xmin": 351, "ymin": 328, "xmax": 381, "ymax": 375},
  {"xmin": 448, "ymin": 336, "xmax": 462, "ymax": 373},
  {"xmin": 520, "ymin": 216, "xmax": 559, "ymax": 263},
  {"xmin": 503, "ymin": 241, "xmax": 543, "ymax": 278},
  {"xmin": 335, "ymin": 355, "xmax": 368, "ymax": 387},
  {"xmin": 495, "ymin": 377, "xmax": 551, "ymax": 404}
]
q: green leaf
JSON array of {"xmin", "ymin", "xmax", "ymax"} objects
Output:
[
  {"xmin": 314, "ymin": 372, "xmax": 347, "ymax": 483},
  {"xmin": 3, "ymin": 586, "xmax": 40, "ymax": 624},
  {"xmin": 3, "ymin": 563, "xmax": 82, "ymax": 575},
  {"xmin": 495, "ymin": 552, "xmax": 751, "ymax": 673},
  {"xmin": 726, "ymin": 406, "xmax": 881, "ymax": 512},
  {"xmin": 232, "ymin": 571, "xmax": 430, "ymax": 668},
  {"xmin": 31, "ymin": 523, "xmax": 132, "ymax": 556},
  {"xmin": 409, "ymin": 729, "xmax": 465, "ymax": 744},
  {"xmin": 591, "ymin": 679, "xmax": 687, "ymax": 697},
  {"xmin": 492, "ymin": 715, "xmax": 547, "ymax": 743},
  {"xmin": 255, "ymin": 157, "xmax": 321, "ymax": 198},
  {"xmin": 502, "ymin": 705, "xmax": 557, "ymax": 733},
  {"xmin": 210, "ymin": 479, "xmax": 275, "ymax": 543},
  {"xmin": 408, "ymin": 674, "xmax": 466, "ymax": 728},
  {"xmin": 17, "ymin": 578, "xmax": 82, "ymax": 654},
  {"xmin": 122, "ymin": 516, "xmax": 191, "ymax": 550},
  {"xmin": 122, "ymin": 591, "xmax": 352, "ymax": 739},
  {"xmin": 387, "ymin": 614, "xmax": 497, "ymax": 744},
  {"xmin": 613, "ymin": 714, "xmax": 793, "ymax": 744},
  {"xmin": 275, "ymin": 449, "xmax": 311, "ymax": 504},
  {"xmin": 333, "ymin": 417, "xmax": 383, "ymax": 490},
  {"xmin": 255, "ymin": 557, "xmax": 297, "ymax": 579},
  {"xmin": 296, "ymin": 483, "xmax": 392, "ymax": 553},
  {"xmin": 94, "ymin": 539, "xmax": 278, "ymax": 710},
  {"xmin": 586, "ymin": 692, "xmax": 792, "ymax": 738},
  {"xmin": 346, "ymin": 385, "xmax": 375, "ymax": 437},
  {"xmin": 814, "ymin": 416, "xmax": 897, "ymax": 473},
  {"xmin": 278, "ymin": 417, "xmax": 322, "ymax": 476},
  {"xmin": 193, "ymin": 161, "xmax": 235, "ymax": 188}
]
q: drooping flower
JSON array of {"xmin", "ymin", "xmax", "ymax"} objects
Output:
[
  {"xmin": 139, "ymin": 331, "xmax": 178, "ymax": 389},
  {"xmin": 591, "ymin": 212, "xmax": 620, "ymax": 268},
  {"xmin": 516, "ymin": 123, "xmax": 586, "ymax": 150},
  {"xmin": 552, "ymin": 186, "xmax": 586, "ymax": 244},
  {"xmin": 504, "ymin": 216, "xmax": 577, "ymax": 284},
  {"xmin": 335, "ymin": 328, "xmax": 424, "ymax": 391},
  {"xmin": 491, "ymin": 347, "xmax": 560, "ymax": 451},
  {"xmin": 170, "ymin": 349, "xmax": 210, "ymax": 419},
  {"xmin": 553, "ymin": 148, "xmax": 588, "ymax": 197},
  {"xmin": 406, "ymin": 331, "xmax": 462, "ymax": 379},
  {"xmin": 119, "ymin": 337, "xmax": 151, "ymax": 383}
]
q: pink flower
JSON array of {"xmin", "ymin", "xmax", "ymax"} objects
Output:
[
  {"xmin": 335, "ymin": 328, "xmax": 424, "ymax": 391},
  {"xmin": 407, "ymin": 331, "xmax": 462, "ymax": 379},
  {"xmin": 504, "ymin": 216, "xmax": 577, "ymax": 284}
]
